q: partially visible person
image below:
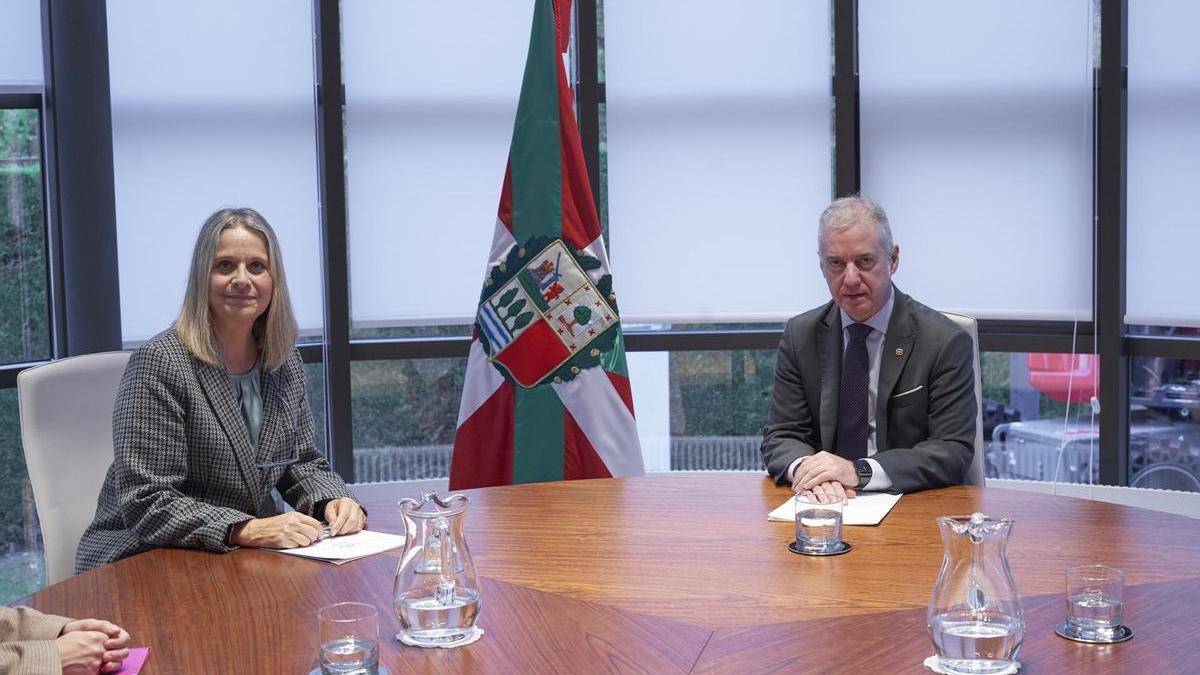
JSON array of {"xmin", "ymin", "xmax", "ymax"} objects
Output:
[
  {"xmin": 76, "ymin": 207, "xmax": 365, "ymax": 572},
  {"xmin": 0, "ymin": 605, "xmax": 130, "ymax": 674},
  {"xmin": 761, "ymin": 195, "xmax": 977, "ymax": 502}
]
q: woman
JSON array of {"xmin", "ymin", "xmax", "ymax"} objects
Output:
[
  {"xmin": 1, "ymin": 606, "xmax": 130, "ymax": 674},
  {"xmin": 76, "ymin": 207, "xmax": 365, "ymax": 572}
]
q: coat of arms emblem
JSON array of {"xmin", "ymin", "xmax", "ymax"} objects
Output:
[{"xmin": 475, "ymin": 238, "xmax": 620, "ymax": 388}]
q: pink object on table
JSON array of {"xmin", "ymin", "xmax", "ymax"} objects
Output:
[{"xmin": 114, "ymin": 647, "xmax": 150, "ymax": 674}]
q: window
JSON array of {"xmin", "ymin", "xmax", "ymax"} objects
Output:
[
  {"xmin": 1127, "ymin": 354, "xmax": 1200, "ymax": 491},
  {"xmin": 665, "ymin": 348, "xmax": 776, "ymax": 471},
  {"xmin": 350, "ymin": 359, "xmax": 464, "ymax": 483},
  {"xmin": 304, "ymin": 361, "xmax": 327, "ymax": 458},
  {"xmin": 0, "ymin": 0, "xmax": 47, "ymax": 608},
  {"xmin": 0, "ymin": 105, "xmax": 49, "ymax": 601},
  {"xmin": 0, "ymin": 389, "xmax": 45, "ymax": 602},
  {"xmin": 982, "ymin": 351, "xmax": 1098, "ymax": 483},
  {"xmin": 0, "ymin": 108, "xmax": 49, "ymax": 365},
  {"xmin": 1123, "ymin": 0, "xmax": 1200, "ymax": 493}
]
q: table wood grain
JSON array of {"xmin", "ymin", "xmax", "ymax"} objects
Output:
[{"xmin": 15, "ymin": 473, "xmax": 1200, "ymax": 673}]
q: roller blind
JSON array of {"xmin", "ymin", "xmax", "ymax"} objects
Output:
[
  {"xmin": 1126, "ymin": 0, "xmax": 1200, "ymax": 327},
  {"xmin": 0, "ymin": 0, "xmax": 41, "ymax": 85},
  {"xmin": 108, "ymin": 1, "xmax": 323, "ymax": 342},
  {"xmin": 604, "ymin": 1, "xmax": 833, "ymax": 323},
  {"xmin": 859, "ymin": 0, "xmax": 1094, "ymax": 321},
  {"xmin": 342, "ymin": 0, "xmax": 534, "ymax": 328}
]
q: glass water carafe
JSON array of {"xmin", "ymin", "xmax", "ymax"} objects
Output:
[
  {"xmin": 393, "ymin": 493, "xmax": 481, "ymax": 647},
  {"xmin": 927, "ymin": 513, "xmax": 1024, "ymax": 675}
]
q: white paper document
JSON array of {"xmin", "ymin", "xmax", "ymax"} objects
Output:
[
  {"xmin": 269, "ymin": 529, "xmax": 406, "ymax": 565},
  {"xmin": 768, "ymin": 492, "xmax": 903, "ymax": 526}
]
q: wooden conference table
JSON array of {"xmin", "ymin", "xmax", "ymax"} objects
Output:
[{"xmin": 17, "ymin": 473, "xmax": 1200, "ymax": 673}]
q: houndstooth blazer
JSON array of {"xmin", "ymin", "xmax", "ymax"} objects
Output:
[{"xmin": 75, "ymin": 329, "xmax": 353, "ymax": 572}]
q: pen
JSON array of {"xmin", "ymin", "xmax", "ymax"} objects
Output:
[{"xmin": 320, "ymin": 526, "xmax": 333, "ymax": 540}]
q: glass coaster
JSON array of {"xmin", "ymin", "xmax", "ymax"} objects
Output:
[
  {"xmin": 788, "ymin": 540, "xmax": 852, "ymax": 556},
  {"xmin": 1054, "ymin": 621, "xmax": 1133, "ymax": 644},
  {"xmin": 396, "ymin": 626, "xmax": 484, "ymax": 649},
  {"xmin": 309, "ymin": 668, "xmax": 389, "ymax": 675},
  {"xmin": 923, "ymin": 655, "xmax": 1019, "ymax": 674}
]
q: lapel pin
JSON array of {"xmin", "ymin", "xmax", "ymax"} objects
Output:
[{"xmin": 895, "ymin": 347, "xmax": 904, "ymax": 356}]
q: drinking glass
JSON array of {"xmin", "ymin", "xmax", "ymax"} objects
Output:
[
  {"xmin": 318, "ymin": 602, "xmax": 380, "ymax": 675},
  {"xmin": 793, "ymin": 493, "xmax": 845, "ymax": 553},
  {"xmin": 1065, "ymin": 565, "xmax": 1124, "ymax": 639}
]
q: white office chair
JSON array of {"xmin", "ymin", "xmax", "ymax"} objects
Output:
[
  {"xmin": 940, "ymin": 311, "xmax": 986, "ymax": 487},
  {"xmin": 17, "ymin": 351, "xmax": 130, "ymax": 584}
]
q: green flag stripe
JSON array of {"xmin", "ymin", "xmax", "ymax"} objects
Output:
[
  {"xmin": 600, "ymin": 328, "xmax": 629, "ymax": 377},
  {"xmin": 513, "ymin": 385, "xmax": 565, "ymax": 483},
  {"xmin": 510, "ymin": 0, "xmax": 562, "ymax": 242},
  {"xmin": 509, "ymin": 0, "xmax": 565, "ymax": 486}
]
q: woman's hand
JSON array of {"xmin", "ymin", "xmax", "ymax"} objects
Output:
[
  {"xmin": 57, "ymin": 618, "xmax": 130, "ymax": 674},
  {"xmin": 324, "ymin": 497, "xmax": 366, "ymax": 537},
  {"xmin": 230, "ymin": 512, "xmax": 323, "ymax": 548}
]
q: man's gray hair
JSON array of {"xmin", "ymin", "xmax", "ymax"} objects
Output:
[
  {"xmin": 817, "ymin": 195, "xmax": 895, "ymax": 256},
  {"xmin": 175, "ymin": 207, "xmax": 299, "ymax": 370}
]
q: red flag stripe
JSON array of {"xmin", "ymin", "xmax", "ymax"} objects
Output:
[
  {"xmin": 605, "ymin": 370, "xmax": 635, "ymax": 418},
  {"xmin": 449, "ymin": 383, "xmax": 516, "ymax": 490},
  {"xmin": 563, "ymin": 408, "xmax": 613, "ymax": 481},
  {"xmin": 555, "ymin": 51, "xmax": 601, "ymax": 249},
  {"xmin": 498, "ymin": 159, "xmax": 514, "ymax": 231},
  {"xmin": 552, "ymin": 0, "xmax": 573, "ymax": 54}
]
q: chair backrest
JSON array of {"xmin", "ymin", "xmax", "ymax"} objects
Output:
[
  {"xmin": 939, "ymin": 311, "xmax": 986, "ymax": 486},
  {"xmin": 17, "ymin": 351, "xmax": 130, "ymax": 584}
]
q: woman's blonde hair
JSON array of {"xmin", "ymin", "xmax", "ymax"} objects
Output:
[{"xmin": 174, "ymin": 207, "xmax": 298, "ymax": 370}]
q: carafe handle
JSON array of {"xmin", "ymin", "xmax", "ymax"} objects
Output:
[{"xmin": 434, "ymin": 516, "xmax": 456, "ymax": 606}]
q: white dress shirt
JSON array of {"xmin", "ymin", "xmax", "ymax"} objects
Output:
[{"xmin": 788, "ymin": 289, "xmax": 895, "ymax": 491}]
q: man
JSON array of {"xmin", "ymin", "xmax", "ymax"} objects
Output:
[{"xmin": 761, "ymin": 195, "xmax": 976, "ymax": 502}]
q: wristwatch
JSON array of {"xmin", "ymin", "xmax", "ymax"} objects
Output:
[{"xmin": 854, "ymin": 459, "xmax": 873, "ymax": 488}]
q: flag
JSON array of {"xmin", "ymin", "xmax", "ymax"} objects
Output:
[{"xmin": 449, "ymin": 0, "xmax": 643, "ymax": 489}]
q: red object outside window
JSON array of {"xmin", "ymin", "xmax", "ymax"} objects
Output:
[{"xmin": 1026, "ymin": 353, "xmax": 1097, "ymax": 403}]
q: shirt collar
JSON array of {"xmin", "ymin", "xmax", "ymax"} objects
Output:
[{"xmin": 839, "ymin": 285, "xmax": 895, "ymax": 336}]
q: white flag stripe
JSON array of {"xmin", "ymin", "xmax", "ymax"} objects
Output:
[
  {"xmin": 488, "ymin": 220, "xmax": 518, "ymax": 266},
  {"xmin": 457, "ymin": 339, "xmax": 506, "ymax": 427},
  {"xmin": 578, "ymin": 234, "xmax": 611, "ymax": 286},
  {"xmin": 552, "ymin": 367, "xmax": 644, "ymax": 477}
]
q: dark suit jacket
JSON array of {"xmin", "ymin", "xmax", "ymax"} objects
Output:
[
  {"xmin": 761, "ymin": 287, "xmax": 976, "ymax": 493},
  {"xmin": 76, "ymin": 329, "xmax": 353, "ymax": 572}
]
